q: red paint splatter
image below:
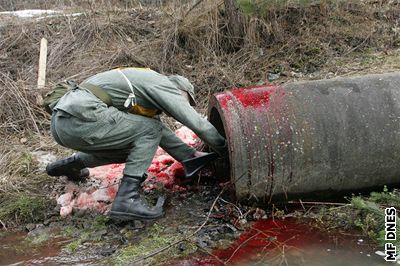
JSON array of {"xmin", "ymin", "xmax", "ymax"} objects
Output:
[
  {"xmin": 218, "ymin": 94, "xmax": 233, "ymax": 108},
  {"xmin": 230, "ymin": 85, "xmax": 282, "ymax": 108}
]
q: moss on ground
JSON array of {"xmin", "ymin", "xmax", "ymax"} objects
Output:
[
  {"xmin": 0, "ymin": 194, "xmax": 49, "ymax": 224},
  {"xmin": 64, "ymin": 231, "xmax": 91, "ymax": 253},
  {"xmin": 113, "ymin": 223, "xmax": 197, "ymax": 265},
  {"xmin": 27, "ymin": 233, "xmax": 51, "ymax": 245},
  {"xmin": 0, "ymin": 132, "xmax": 61, "ymax": 227},
  {"xmin": 0, "ymin": 150, "xmax": 52, "ymax": 225},
  {"xmin": 60, "ymin": 215, "xmax": 111, "ymax": 253}
]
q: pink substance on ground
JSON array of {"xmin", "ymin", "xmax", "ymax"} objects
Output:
[{"xmin": 56, "ymin": 126, "xmax": 199, "ymax": 216}]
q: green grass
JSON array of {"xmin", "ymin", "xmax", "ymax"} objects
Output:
[
  {"xmin": 113, "ymin": 223, "xmax": 197, "ymax": 265},
  {"xmin": 93, "ymin": 215, "xmax": 109, "ymax": 230},
  {"xmin": 320, "ymin": 186, "xmax": 400, "ymax": 250},
  {"xmin": 62, "ymin": 226, "xmax": 77, "ymax": 238},
  {"xmin": 0, "ymin": 194, "xmax": 49, "ymax": 224},
  {"xmin": 28, "ymin": 233, "xmax": 51, "ymax": 245},
  {"xmin": 65, "ymin": 240, "xmax": 81, "ymax": 253},
  {"xmin": 64, "ymin": 231, "xmax": 91, "ymax": 253},
  {"xmin": 0, "ymin": 143, "xmax": 56, "ymax": 226},
  {"xmin": 350, "ymin": 187, "xmax": 400, "ymax": 248},
  {"xmin": 61, "ymin": 215, "xmax": 110, "ymax": 253}
]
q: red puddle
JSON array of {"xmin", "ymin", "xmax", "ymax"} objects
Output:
[
  {"xmin": 172, "ymin": 218, "xmax": 384, "ymax": 266},
  {"xmin": 211, "ymin": 219, "xmax": 324, "ymax": 264},
  {"xmin": 56, "ymin": 126, "xmax": 199, "ymax": 217}
]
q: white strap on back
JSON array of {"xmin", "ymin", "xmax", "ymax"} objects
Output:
[
  {"xmin": 117, "ymin": 69, "xmax": 137, "ymax": 107},
  {"xmin": 117, "ymin": 69, "xmax": 134, "ymax": 94}
]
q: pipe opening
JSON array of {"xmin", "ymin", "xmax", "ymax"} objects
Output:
[{"xmin": 209, "ymin": 107, "xmax": 231, "ymax": 181}]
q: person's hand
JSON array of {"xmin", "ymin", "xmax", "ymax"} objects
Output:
[{"xmin": 212, "ymin": 140, "xmax": 228, "ymax": 158}]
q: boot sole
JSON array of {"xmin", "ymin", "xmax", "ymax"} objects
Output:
[{"xmin": 109, "ymin": 211, "xmax": 164, "ymax": 221}]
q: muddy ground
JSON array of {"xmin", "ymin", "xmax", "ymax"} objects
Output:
[
  {"xmin": 0, "ymin": 181, "xmax": 391, "ymax": 265},
  {"xmin": 0, "ymin": 183, "xmax": 236, "ymax": 265}
]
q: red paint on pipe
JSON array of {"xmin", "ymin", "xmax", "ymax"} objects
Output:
[
  {"xmin": 218, "ymin": 94, "xmax": 232, "ymax": 108},
  {"xmin": 230, "ymin": 85, "xmax": 282, "ymax": 107},
  {"xmin": 218, "ymin": 85, "xmax": 283, "ymax": 109},
  {"xmin": 209, "ymin": 83, "xmax": 291, "ymax": 200}
]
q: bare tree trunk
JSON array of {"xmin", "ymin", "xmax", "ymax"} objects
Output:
[{"xmin": 224, "ymin": 0, "xmax": 245, "ymax": 48}]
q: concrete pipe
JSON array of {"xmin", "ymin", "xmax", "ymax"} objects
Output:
[{"xmin": 208, "ymin": 72, "xmax": 400, "ymax": 202}]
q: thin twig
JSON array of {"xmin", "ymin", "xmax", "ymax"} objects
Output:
[
  {"xmin": 225, "ymin": 232, "xmax": 261, "ymax": 264},
  {"xmin": 288, "ymin": 201, "xmax": 348, "ymax": 206},
  {"xmin": 0, "ymin": 219, "xmax": 7, "ymax": 230},
  {"xmin": 304, "ymin": 206, "xmax": 315, "ymax": 216},
  {"xmin": 196, "ymin": 244, "xmax": 225, "ymax": 265},
  {"xmin": 299, "ymin": 199, "xmax": 306, "ymax": 211},
  {"xmin": 183, "ymin": 0, "xmax": 206, "ymax": 19},
  {"xmin": 219, "ymin": 197, "xmax": 243, "ymax": 218}
]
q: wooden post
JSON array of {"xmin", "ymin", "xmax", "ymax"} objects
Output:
[{"xmin": 37, "ymin": 38, "xmax": 48, "ymax": 90}]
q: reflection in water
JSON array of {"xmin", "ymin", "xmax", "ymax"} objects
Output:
[
  {"xmin": 0, "ymin": 230, "xmax": 107, "ymax": 265},
  {"xmin": 0, "ymin": 231, "xmax": 62, "ymax": 265}
]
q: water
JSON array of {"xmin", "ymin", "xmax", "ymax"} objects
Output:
[
  {"xmin": 0, "ymin": 231, "xmax": 64, "ymax": 265},
  {"xmin": 174, "ymin": 218, "xmax": 389, "ymax": 266},
  {"xmin": 0, "ymin": 219, "xmax": 390, "ymax": 265},
  {"xmin": 0, "ymin": 229, "xmax": 109, "ymax": 265}
]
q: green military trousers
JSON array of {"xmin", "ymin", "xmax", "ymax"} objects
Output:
[{"xmin": 50, "ymin": 89, "xmax": 163, "ymax": 177}]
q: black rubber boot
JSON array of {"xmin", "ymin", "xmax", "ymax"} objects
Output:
[
  {"xmin": 46, "ymin": 154, "xmax": 89, "ymax": 182},
  {"xmin": 109, "ymin": 175, "xmax": 164, "ymax": 221}
]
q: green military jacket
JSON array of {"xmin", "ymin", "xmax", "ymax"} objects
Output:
[{"xmin": 71, "ymin": 67, "xmax": 226, "ymax": 159}]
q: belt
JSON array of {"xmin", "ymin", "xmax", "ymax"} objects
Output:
[
  {"xmin": 79, "ymin": 82, "xmax": 160, "ymax": 118},
  {"xmin": 79, "ymin": 83, "xmax": 113, "ymax": 107}
]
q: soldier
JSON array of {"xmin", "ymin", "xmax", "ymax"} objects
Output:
[{"xmin": 46, "ymin": 67, "xmax": 227, "ymax": 221}]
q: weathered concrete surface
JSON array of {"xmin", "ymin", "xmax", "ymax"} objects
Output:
[{"xmin": 209, "ymin": 72, "xmax": 400, "ymax": 202}]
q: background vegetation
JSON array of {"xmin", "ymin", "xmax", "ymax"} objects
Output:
[{"xmin": 0, "ymin": 0, "xmax": 399, "ymax": 232}]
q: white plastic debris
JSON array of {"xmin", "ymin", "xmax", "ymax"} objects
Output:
[
  {"xmin": 375, "ymin": 250, "xmax": 385, "ymax": 257},
  {"xmin": 0, "ymin": 9, "xmax": 60, "ymax": 18}
]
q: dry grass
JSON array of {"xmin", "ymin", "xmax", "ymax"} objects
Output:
[
  {"xmin": 0, "ymin": 74, "xmax": 46, "ymax": 133},
  {"xmin": 0, "ymin": 133, "xmax": 57, "ymax": 226},
  {"xmin": 1, "ymin": 0, "xmax": 399, "ymax": 119}
]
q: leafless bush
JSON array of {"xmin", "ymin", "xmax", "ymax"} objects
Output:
[
  {"xmin": 0, "ymin": 74, "xmax": 45, "ymax": 133},
  {"xmin": 0, "ymin": 0, "xmax": 399, "ymax": 128}
]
